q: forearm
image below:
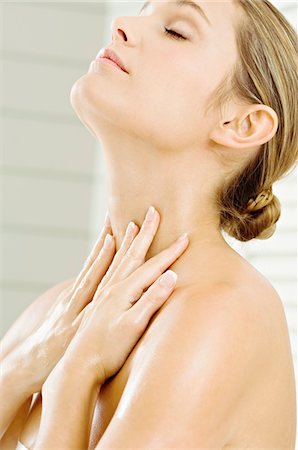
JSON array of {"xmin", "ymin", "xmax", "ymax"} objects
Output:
[
  {"xmin": 0, "ymin": 396, "xmax": 33, "ymax": 449},
  {"xmin": 0, "ymin": 349, "xmax": 37, "ymax": 440},
  {"xmin": 34, "ymin": 356, "xmax": 102, "ymax": 450}
]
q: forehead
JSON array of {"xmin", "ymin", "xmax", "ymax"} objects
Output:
[
  {"xmin": 200, "ymin": 0, "xmax": 239, "ymax": 28},
  {"xmin": 200, "ymin": 1, "xmax": 240, "ymax": 76},
  {"xmin": 200, "ymin": 0, "xmax": 242, "ymax": 52}
]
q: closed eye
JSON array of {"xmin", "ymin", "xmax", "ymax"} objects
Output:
[{"xmin": 164, "ymin": 27, "xmax": 187, "ymax": 40}]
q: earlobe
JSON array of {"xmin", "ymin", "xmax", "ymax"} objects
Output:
[{"xmin": 210, "ymin": 104, "xmax": 278, "ymax": 150}]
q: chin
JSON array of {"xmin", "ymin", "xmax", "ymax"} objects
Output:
[
  {"xmin": 69, "ymin": 75, "xmax": 125, "ymax": 141},
  {"xmin": 70, "ymin": 73, "xmax": 100, "ymax": 116}
]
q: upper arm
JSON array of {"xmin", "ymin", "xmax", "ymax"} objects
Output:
[
  {"xmin": 96, "ymin": 285, "xmax": 271, "ymax": 449},
  {"xmin": 1, "ymin": 277, "xmax": 76, "ymax": 359}
]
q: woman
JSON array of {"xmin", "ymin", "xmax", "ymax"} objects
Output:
[{"xmin": 1, "ymin": 0, "xmax": 297, "ymax": 448}]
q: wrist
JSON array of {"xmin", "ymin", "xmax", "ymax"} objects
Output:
[
  {"xmin": 35, "ymin": 355, "xmax": 102, "ymax": 450},
  {"xmin": 1, "ymin": 347, "xmax": 40, "ymax": 396},
  {"xmin": 42, "ymin": 353, "xmax": 105, "ymax": 397}
]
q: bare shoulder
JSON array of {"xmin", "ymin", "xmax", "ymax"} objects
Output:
[
  {"xmin": 172, "ymin": 262, "xmax": 282, "ymax": 330},
  {"xmin": 184, "ymin": 265, "xmax": 295, "ymax": 446},
  {"xmin": 102, "ymin": 272, "xmax": 287, "ymax": 447},
  {"xmin": 227, "ymin": 254, "xmax": 292, "ymax": 345},
  {"xmin": 147, "ymin": 258, "xmax": 288, "ymax": 365},
  {"xmin": 1, "ymin": 277, "xmax": 76, "ymax": 359},
  {"xmin": 192, "ymin": 260, "xmax": 291, "ymax": 357}
]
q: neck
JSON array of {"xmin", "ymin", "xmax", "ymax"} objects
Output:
[{"xmin": 98, "ymin": 130, "xmax": 230, "ymax": 282}]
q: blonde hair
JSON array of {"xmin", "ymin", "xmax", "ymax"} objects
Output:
[{"xmin": 211, "ymin": 0, "xmax": 298, "ymax": 242}]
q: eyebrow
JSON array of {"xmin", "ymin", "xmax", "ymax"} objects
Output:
[{"xmin": 139, "ymin": 0, "xmax": 211, "ymax": 27}]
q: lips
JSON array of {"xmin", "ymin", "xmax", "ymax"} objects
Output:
[{"xmin": 96, "ymin": 48, "xmax": 129, "ymax": 74}]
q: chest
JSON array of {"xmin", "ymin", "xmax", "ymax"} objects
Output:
[
  {"xmin": 19, "ymin": 303, "xmax": 295, "ymax": 450},
  {"xmin": 20, "ymin": 348, "xmax": 294, "ymax": 450},
  {"xmin": 88, "ymin": 341, "xmax": 139, "ymax": 448},
  {"xmin": 19, "ymin": 327, "xmax": 145, "ymax": 449}
]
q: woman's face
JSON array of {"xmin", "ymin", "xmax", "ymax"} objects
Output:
[{"xmin": 70, "ymin": 0, "xmax": 240, "ymax": 151}]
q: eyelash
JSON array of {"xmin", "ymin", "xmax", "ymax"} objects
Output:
[{"xmin": 164, "ymin": 26, "xmax": 187, "ymax": 41}]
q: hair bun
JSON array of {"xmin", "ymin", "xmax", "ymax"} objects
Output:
[
  {"xmin": 219, "ymin": 185, "xmax": 282, "ymax": 242},
  {"xmin": 245, "ymin": 187, "xmax": 274, "ymax": 213}
]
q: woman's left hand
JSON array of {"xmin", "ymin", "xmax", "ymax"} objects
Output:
[{"xmin": 43, "ymin": 207, "xmax": 189, "ymax": 390}]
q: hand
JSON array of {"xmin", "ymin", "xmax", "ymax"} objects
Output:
[
  {"xmin": 10, "ymin": 213, "xmax": 117, "ymax": 393},
  {"xmin": 46, "ymin": 206, "xmax": 189, "ymax": 387}
]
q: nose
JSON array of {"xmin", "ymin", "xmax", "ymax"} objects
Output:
[
  {"xmin": 111, "ymin": 16, "xmax": 140, "ymax": 46},
  {"xmin": 111, "ymin": 16, "xmax": 129, "ymax": 42}
]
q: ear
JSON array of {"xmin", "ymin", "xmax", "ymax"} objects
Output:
[{"xmin": 209, "ymin": 104, "xmax": 278, "ymax": 149}]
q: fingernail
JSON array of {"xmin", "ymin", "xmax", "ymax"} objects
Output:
[
  {"xmin": 146, "ymin": 206, "xmax": 155, "ymax": 221},
  {"xmin": 176, "ymin": 233, "xmax": 188, "ymax": 243},
  {"xmin": 127, "ymin": 221, "xmax": 136, "ymax": 235},
  {"xmin": 105, "ymin": 211, "xmax": 111, "ymax": 227},
  {"xmin": 103, "ymin": 233, "xmax": 113, "ymax": 249},
  {"xmin": 159, "ymin": 270, "xmax": 178, "ymax": 289}
]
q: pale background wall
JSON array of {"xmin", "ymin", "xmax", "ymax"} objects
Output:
[
  {"xmin": 0, "ymin": 1, "xmax": 108, "ymax": 335},
  {"xmin": 0, "ymin": 0, "xmax": 297, "ymax": 436}
]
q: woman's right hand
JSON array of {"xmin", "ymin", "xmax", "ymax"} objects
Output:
[
  {"xmin": 3, "ymin": 206, "xmax": 187, "ymax": 396},
  {"xmin": 2, "ymin": 214, "xmax": 118, "ymax": 394}
]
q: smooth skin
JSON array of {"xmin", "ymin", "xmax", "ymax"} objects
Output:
[
  {"xmin": 68, "ymin": 0, "xmax": 293, "ymax": 446},
  {"xmin": 34, "ymin": 205, "xmax": 189, "ymax": 449},
  {"xmin": 0, "ymin": 206, "xmax": 189, "ymax": 443},
  {"xmin": 71, "ymin": 0, "xmax": 278, "ymax": 266},
  {"xmin": 1, "ymin": 0, "xmax": 295, "ymax": 448},
  {"xmin": 0, "ymin": 213, "xmax": 114, "ymax": 440}
]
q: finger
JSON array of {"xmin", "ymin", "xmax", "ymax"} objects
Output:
[
  {"xmin": 72, "ymin": 301, "xmax": 92, "ymax": 331},
  {"xmin": 69, "ymin": 212, "xmax": 112, "ymax": 296},
  {"xmin": 103, "ymin": 206, "xmax": 160, "ymax": 287},
  {"xmin": 66, "ymin": 234, "xmax": 116, "ymax": 315},
  {"xmin": 83, "ymin": 212, "xmax": 112, "ymax": 270},
  {"xmin": 119, "ymin": 232, "xmax": 189, "ymax": 306},
  {"xmin": 97, "ymin": 220, "xmax": 140, "ymax": 292},
  {"xmin": 128, "ymin": 270, "xmax": 178, "ymax": 329},
  {"xmin": 124, "ymin": 206, "xmax": 159, "ymax": 264}
]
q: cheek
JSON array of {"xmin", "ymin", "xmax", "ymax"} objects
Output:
[
  {"xmin": 141, "ymin": 46, "xmax": 217, "ymax": 110},
  {"xmin": 136, "ymin": 54, "xmax": 206, "ymax": 123},
  {"xmin": 134, "ymin": 44, "xmax": 222, "ymax": 148},
  {"xmin": 129, "ymin": 73, "xmax": 205, "ymax": 149}
]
